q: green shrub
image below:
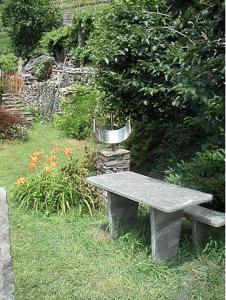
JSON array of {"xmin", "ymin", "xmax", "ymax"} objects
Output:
[
  {"xmin": 87, "ymin": 0, "xmax": 224, "ymax": 175},
  {"xmin": 0, "ymin": 53, "xmax": 18, "ymax": 72},
  {"xmin": 55, "ymin": 85, "xmax": 99, "ymax": 139},
  {"xmin": 36, "ymin": 26, "xmax": 72, "ymax": 60},
  {"xmin": 34, "ymin": 57, "xmax": 54, "ymax": 81},
  {"xmin": 1, "ymin": 124, "xmax": 28, "ymax": 142},
  {"xmin": 0, "ymin": 108, "xmax": 28, "ymax": 141},
  {"xmin": 13, "ymin": 148, "xmax": 102, "ymax": 214},
  {"xmin": 165, "ymin": 149, "xmax": 225, "ymax": 211},
  {"xmin": 2, "ymin": 0, "xmax": 62, "ymax": 58}
]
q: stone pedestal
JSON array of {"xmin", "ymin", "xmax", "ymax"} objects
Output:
[
  {"xmin": 108, "ymin": 192, "xmax": 138, "ymax": 238},
  {"xmin": 96, "ymin": 149, "xmax": 130, "ymax": 174},
  {"xmin": 0, "ymin": 188, "xmax": 14, "ymax": 300},
  {"xmin": 150, "ymin": 208, "xmax": 183, "ymax": 261}
]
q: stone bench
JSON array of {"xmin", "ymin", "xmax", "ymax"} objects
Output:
[
  {"xmin": 184, "ymin": 205, "xmax": 225, "ymax": 245},
  {"xmin": 87, "ymin": 171, "xmax": 213, "ymax": 261}
]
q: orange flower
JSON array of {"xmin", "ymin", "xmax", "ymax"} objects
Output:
[
  {"xmin": 50, "ymin": 161, "xmax": 57, "ymax": 168},
  {"xmin": 16, "ymin": 177, "xmax": 25, "ymax": 186},
  {"xmin": 28, "ymin": 162, "xmax": 37, "ymax": 169},
  {"xmin": 42, "ymin": 167, "xmax": 52, "ymax": 174},
  {"xmin": 48, "ymin": 155, "xmax": 56, "ymax": 163},
  {"xmin": 64, "ymin": 147, "xmax": 73, "ymax": 156},
  {"xmin": 31, "ymin": 156, "xmax": 38, "ymax": 164}
]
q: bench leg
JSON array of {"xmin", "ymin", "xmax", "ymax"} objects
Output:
[
  {"xmin": 192, "ymin": 221, "xmax": 211, "ymax": 245},
  {"xmin": 107, "ymin": 192, "xmax": 138, "ymax": 239},
  {"xmin": 150, "ymin": 208, "xmax": 183, "ymax": 261}
]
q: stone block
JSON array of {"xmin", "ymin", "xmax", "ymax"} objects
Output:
[
  {"xmin": 0, "ymin": 188, "xmax": 15, "ymax": 300},
  {"xmin": 96, "ymin": 149, "xmax": 130, "ymax": 175}
]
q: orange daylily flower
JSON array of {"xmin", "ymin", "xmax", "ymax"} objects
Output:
[
  {"xmin": 42, "ymin": 167, "xmax": 52, "ymax": 174},
  {"xmin": 31, "ymin": 156, "xmax": 39, "ymax": 164},
  {"xmin": 64, "ymin": 147, "xmax": 73, "ymax": 156},
  {"xmin": 48, "ymin": 155, "xmax": 56, "ymax": 163},
  {"xmin": 48, "ymin": 155, "xmax": 57, "ymax": 167},
  {"xmin": 28, "ymin": 162, "xmax": 37, "ymax": 169},
  {"xmin": 50, "ymin": 161, "xmax": 57, "ymax": 168},
  {"xmin": 16, "ymin": 177, "xmax": 26, "ymax": 186}
]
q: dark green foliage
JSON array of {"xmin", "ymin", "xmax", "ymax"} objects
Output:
[
  {"xmin": 34, "ymin": 58, "xmax": 54, "ymax": 81},
  {"xmin": 0, "ymin": 53, "xmax": 17, "ymax": 72},
  {"xmin": 2, "ymin": 0, "xmax": 63, "ymax": 58},
  {"xmin": 55, "ymin": 85, "xmax": 98, "ymax": 139},
  {"xmin": 36, "ymin": 9, "xmax": 96, "ymax": 63},
  {"xmin": 37, "ymin": 26, "xmax": 73, "ymax": 60},
  {"xmin": 165, "ymin": 149, "xmax": 225, "ymax": 211},
  {"xmin": 86, "ymin": 0, "xmax": 224, "ymax": 209}
]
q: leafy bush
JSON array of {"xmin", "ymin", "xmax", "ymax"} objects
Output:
[
  {"xmin": 36, "ymin": 26, "xmax": 73, "ymax": 60},
  {"xmin": 2, "ymin": 0, "xmax": 63, "ymax": 58},
  {"xmin": 1, "ymin": 124, "xmax": 28, "ymax": 142},
  {"xmin": 36, "ymin": 9, "xmax": 96, "ymax": 64},
  {"xmin": 87, "ymin": 0, "xmax": 224, "ymax": 174},
  {"xmin": 34, "ymin": 57, "xmax": 54, "ymax": 81},
  {"xmin": 165, "ymin": 149, "xmax": 225, "ymax": 211},
  {"xmin": 0, "ymin": 53, "xmax": 18, "ymax": 72},
  {"xmin": 14, "ymin": 148, "xmax": 102, "ymax": 214},
  {"xmin": 55, "ymin": 85, "xmax": 99, "ymax": 139},
  {"xmin": 0, "ymin": 108, "xmax": 28, "ymax": 141},
  {"xmin": 0, "ymin": 111, "xmax": 28, "ymax": 141}
]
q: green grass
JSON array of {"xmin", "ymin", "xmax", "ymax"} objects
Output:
[{"xmin": 0, "ymin": 123, "xmax": 225, "ymax": 300}]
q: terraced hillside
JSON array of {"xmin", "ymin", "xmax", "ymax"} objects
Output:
[{"xmin": 52, "ymin": 0, "xmax": 111, "ymax": 13}]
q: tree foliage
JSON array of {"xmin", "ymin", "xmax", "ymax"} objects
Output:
[
  {"xmin": 2, "ymin": 0, "xmax": 63, "ymax": 58},
  {"xmin": 87, "ymin": 0, "xmax": 224, "ymax": 165},
  {"xmin": 85, "ymin": 0, "xmax": 224, "ymax": 208}
]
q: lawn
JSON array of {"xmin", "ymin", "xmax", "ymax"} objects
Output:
[{"xmin": 0, "ymin": 124, "xmax": 225, "ymax": 300}]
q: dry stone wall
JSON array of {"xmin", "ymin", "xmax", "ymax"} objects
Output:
[
  {"xmin": 96, "ymin": 149, "xmax": 130, "ymax": 174},
  {"xmin": 21, "ymin": 57, "xmax": 95, "ymax": 118}
]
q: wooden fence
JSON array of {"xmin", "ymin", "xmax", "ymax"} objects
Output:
[{"xmin": 1, "ymin": 72, "xmax": 23, "ymax": 95}]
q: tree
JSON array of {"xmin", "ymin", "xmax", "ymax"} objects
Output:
[
  {"xmin": 2, "ymin": 0, "xmax": 63, "ymax": 58},
  {"xmin": 86, "ymin": 0, "xmax": 224, "ymax": 209},
  {"xmin": 87, "ymin": 0, "xmax": 224, "ymax": 170}
]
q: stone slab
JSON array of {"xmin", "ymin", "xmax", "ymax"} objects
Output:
[
  {"xmin": 99, "ymin": 149, "xmax": 130, "ymax": 158},
  {"xmin": 0, "ymin": 188, "xmax": 15, "ymax": 300},
  {"xmin": 87, "ymin": 171, "xmax": 212, "ymax": 213},
  {"xmin": 184, "ymin": 205, "xmax": 225, "ymax": 227}
]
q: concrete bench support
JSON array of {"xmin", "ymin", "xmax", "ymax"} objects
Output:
[
  {"xmin": 150, "ymin": 209, "xmax": 183, "ymax": 261},
  {"xmin": 107, "ymin": 192, "xmax": 139, "ymax": 238},
  {"xmin": 191, "ymin": 221, "xmax": 212, "ymax": 245}
]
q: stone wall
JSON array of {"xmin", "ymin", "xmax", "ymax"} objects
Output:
[
  {"xmin": 21, "ymin": 61, "xmax": 95, "ymax": 118},
  {"xmin": 96, "ymin": 149, "xmax": 130, "ymax": 174}
]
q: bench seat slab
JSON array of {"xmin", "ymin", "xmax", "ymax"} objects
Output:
[
  {"xmin": 184, "ymin": 205, "xmax": 225, "ymax": 227},
  {"xmin": 150, "ymin": 208, "xmax": 183, "ymax": 261},
  {"xmin": 107, "ymin": 192, "xmax": 139, "ymax": 238}
]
